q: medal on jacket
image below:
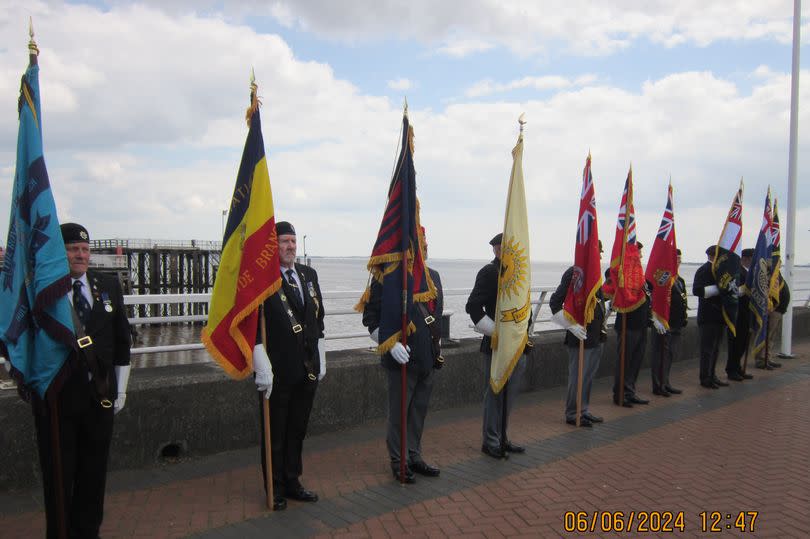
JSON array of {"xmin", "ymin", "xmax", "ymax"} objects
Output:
[
  {"xmin": 307, "ymin": 281, "xmax": 320, "ymax": 316},
  {"xmin": 101, "ymin": 292, "xmax": 113, "ymax": 312}
]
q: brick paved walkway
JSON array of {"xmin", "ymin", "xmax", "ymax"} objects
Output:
[{"xmin": 1, "ymin": 342, "xmax": 808, "ymax": 538}]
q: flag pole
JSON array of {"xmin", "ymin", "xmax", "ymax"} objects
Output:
[
  {"xmin": 29, "ymin": 21, "xmax": 67, "ymax": 539},
  {"xmin": 260, "ymin": 306, "xmax": 274, "ymax": 510},
  {"xmin": 576, "ymin": 340, "xmax": 584, "ymax": 426},
  {"xmin": 249, "ymin": 71, "xmax": 275, "ymax": 510},
  {"xmin": 399, "ymin": 99, "xmax": 409, "ymax": 484}
]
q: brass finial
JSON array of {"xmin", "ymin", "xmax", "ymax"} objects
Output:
[
  {"xmin": 28, "ymin": 17, "xmax": 39, "ymax": 57},
  {"xmin": 403, "ymin": 97, "xmax": 408, "ymax": 117},
  {"xmin": 245, "ymin": 68, "xmax": 260, "ymax": 126},
  {"xmin": 518, "ymin": 112, "xmax": 526, "ymax": 133}
]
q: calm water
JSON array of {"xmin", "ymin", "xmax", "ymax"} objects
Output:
[{"xmin": 133, "ymin": 258, "xmax": 810, "ymax": 368}]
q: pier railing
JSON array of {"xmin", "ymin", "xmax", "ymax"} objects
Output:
[{"xmin": 124, "ymin": 284, "xmax": 810, "ymax": 356}]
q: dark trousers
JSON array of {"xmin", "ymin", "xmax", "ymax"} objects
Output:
[
  {"xmin": 651, "ymin": 332, "xmax": 681, "ymax": 392},
  {"xmin": 34, "ymin": 397, "xmax": 114, "ymax": 539},
  {"xmin": 385, "ymin": 366, "xmax": 434, "ymax": 466},
  {"xmin": 613, "ymin": 327, "xmax": 647, "ymax": 399},
  {"xmin": 726, "ymin": 326, "xmax": 750, "ymax": 375},
  {"xmin": 699, "ymin": 322, "xmax": 724, "ymax": 384},
  {"xmin": 259, "ymin": 378, "xmax": 318, "ymax": 495}
]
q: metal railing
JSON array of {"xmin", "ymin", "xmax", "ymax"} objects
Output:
[{"xmin": 125, "ymin": 284, "xmax": 810, "ymax": 356}]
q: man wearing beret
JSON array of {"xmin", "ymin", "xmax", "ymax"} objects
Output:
[
  {"xmin": 725, "ymin": 248, "xmax": 755, "ymax": 381},
  {"xmin": 466, "ymin": 232, "xmax": 528, "ymax": 459},
  {"xmin": 693, "ymin": 245, "xmax": 730, "ymax": 388},
  {"xmin": 35, "ymin": 223, "xmax": 132, "ymax": 538},
  {"xmin": 253, "ymin": 221, "xmax": 325, "ymax": 510}
]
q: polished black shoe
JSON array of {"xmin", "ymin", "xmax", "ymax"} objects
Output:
[
  {"xmin": 286, "ymin": 486, "xmax": 319, "ymax": 502},
  {"xmin": 741, "ymin": 373, "xmax": 754, "ymax": 380},
  {"xmin": 613, "ymin": 397, "xmax": 633, "ymax": 408},
  {"xmin": 481, "ymin": 444, "xmax": 508, "ymax": 459},
  {"xmin": 628, "ymin": 395, "xmax": 649, "ymax": 404},
  {"xmin": 566, "ymin": 417, "xmax": 593, "ymax": 428},
  {"xmin": 769, "ymin": 360, "xmax": 782, "ymax": 368},
  {"xmin": 409, "ymin": 459, "xmax": 440, "ymax": 477},
  {"xmin": 652, "ymin": 388, "xmax": 671, "ymax": 397},
  {"xmin": 272, "ymin": 496, "xmax": 287, "ymax": 511},
  {"xmin": 391, "ymin": 465, "xmax": 416, "ymax": 483},
  {"xmin": 700, "ymin": 381, "xmax": 719, "ymax": 389},
  {"xmin": 727, "ymin": 372, "xmax": 745, "ymax": 381},
  {"xmin": 664, "ymin": 386, "xmax": 682, "ymax": 394},
  {"xmin": 712, "ymin": 378, "xmax": 729, "ymax": 387},
  {"xmin": 755, "ymin": 361, "xmax": 773, "ymax": 370},
  {"xmin": 582, "ymin": 412, "xmax": 604, "ymax": 423},
  {"xmin": 503, "ymin": 441, "xmax": 526, "ymax": 453}
]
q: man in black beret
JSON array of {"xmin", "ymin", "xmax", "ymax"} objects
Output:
[
  {"xmin": 725, "ymin": 248, "xmax": 755, "ymax": 380},
  {"xmin": 33, "ymin": 222, "xmax": 132, "ymax": 538},
  {"xmin": 465, "ymin": 232, "xmax": 529, "ymax": 458},
  {"xmin": 693, "ymin": 245, "xmax": 730, "ymax": 388},
  {"xmin": 254, "ymin": 221, "xmax": 325, "ymax": 510}
]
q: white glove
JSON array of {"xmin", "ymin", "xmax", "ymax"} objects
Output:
[
  {"xmin": 551, "ymin": 310, "xmax": 587, "ymax": 341},
  {"xmin": 370, "ymin": 328, "xmax": 380, "ymax": 344},
  {"xmin": 1, "ymin": 357, "xmax": 9, "ymax": 373},
  {"xmin": 474, "ymin": 315, "xmax": 495, "ymax": 337},
  {"xmin": 652, "ymin": 318, "xmax": 667, "ymax": 335},
  {"xmin": 253, "ymin": 344, "xmax": 273, "ymax": 399},
  {"xmin": 113, "ymin": 365, "xmax": 131, "ymax": 415},
  {"xmin": 703, "ymin": 285, "xmax": 720, "ymax": 298},
  {"xmin": 318, "ymin": 338, "xmax": 326, "ymax": 381},
  {"xmin": 390, "ymin": 342, "xmax": 410, "ymax": 364}
]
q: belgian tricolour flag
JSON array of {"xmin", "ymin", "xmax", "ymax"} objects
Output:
[{"xmin": 202, "ymin": 85, "xmax": 282, "ymax": 378}]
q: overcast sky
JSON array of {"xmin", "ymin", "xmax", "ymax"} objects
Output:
[{"xmin": 1, "ymin": 0, "xmax": 808, "ymax": 264}]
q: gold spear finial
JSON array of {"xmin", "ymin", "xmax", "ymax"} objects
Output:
[
  {"xmin": 246, "ymin": 67, "xmax": 260, "ymax": 126},
  {"xmin": 28, "ymin": 16, "xmax": 39, "ymax": 57},
  {"xmin": 403, "ymin": 96, "xmax": 408, "ymax": 117},
  {"xmin": 518, "ymin": 112, "xmax": 526, "ymax": 133}
]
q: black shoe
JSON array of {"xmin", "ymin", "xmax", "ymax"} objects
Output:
[
  {"xmin": 286, "ymin": 486, "xmax": 319, "ymax": 502},
  {"xmin": 700, "ymin": 381, "xmax": 719, "ymax": 389},
  {"xmin": 409, "ymin": 459, "xmax": 440, "ymax": 477},
  {"xmin": 582, "ymin": 412, "xmax": 603, "ymax": 423},
  {"xmin": 712, "ymin": 378, "xmax": 729, "ymax": 387},
  {"xmin": 755, "ymin": 362, "xmax": 773, "ymax": 370},
  {"xmin": 628, "ymin": 395, "xmax": 649, "ymax": 404},
  {"xmin": 727, "ymin": 372, "xmax": 745, "ymax": 381},
  {"xmin": 566, "ymin": 417, "xmax": 593, "ymax": 428},
  {"xmin": 481, "ymin": 444, "xmax": 508, "ymax": 459},
  {"xmin": 613, "ymin": 397, "xmax": 633, "ymax": 408},
  {"xmin": 741, "ymin": 373, "xmax": 754, "ymax": 380},
  {"xmin": 652, "ymin": 388, "xmax": 671, "ymax": 397},
  {"xmin": 272, "ymin": 496, "xmax": 287, "ymax": 511},
  {"xmin": 664, "ymin": 386, "xmax": 682, "ymax": 394},
  {"xmin": 503, "ymin": 441, "xmax": 525, "ymax": 453},
  {"xmin": 768, "ymin": 361, "xmax": 782, "ymax": 368},
  {"xmin": 391, "ymin": 465, "xmax": 416, "ymax": 483}
]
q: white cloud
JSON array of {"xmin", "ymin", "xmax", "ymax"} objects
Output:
[
  {"xmin": 464, "ymin": 74, "xmax": 597, "ymax": 98},
  {"xmin": 387, "ymin": 78, "xmax": 413, "ymax": 91},
  {"xmin": 436, "ymin": 39, "xmax": 494, "ymax": 58}
]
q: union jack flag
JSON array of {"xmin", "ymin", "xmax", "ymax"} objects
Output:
[
  {"xmin": 656, "ymin": 193, "xmax": 674, "ymax": 241},
  {"xmin": 604, "ymin": 167, "xmax": 645, "ymax": 312},
  {"xmin": 646, "ymin": 183, "xmax": 678, "ymax": 328},
  {"xmin": 616, "ymin": 177, "xmax": 637, "ymax": 245},
  {"xmin": 576, "ymin": 159, "xmax": 596, "ymax": 245}
]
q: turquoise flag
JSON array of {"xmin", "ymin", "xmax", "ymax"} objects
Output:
[{"xmin": 0, "ymin": 55, "xmax": 75, "ymax": 398}]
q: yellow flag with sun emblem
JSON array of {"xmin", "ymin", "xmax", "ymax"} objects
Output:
[{"xmin": 490, "ymin": 125, "xmax": 531, "ymax": 394}]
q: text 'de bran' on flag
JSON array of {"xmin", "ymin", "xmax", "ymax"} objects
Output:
[
  {"xmin": 747, "ymin": 188, "xmax": 773, "ymax": 356},
  {"xmin": 0, "ymin": 47, "xmax": 75, "ymax": 399},
  {"xmin": 490, "ymin": 127, "xmax": 531, "ymax": 394},
  {"xmin": 201, "ymin": 84, "xmax": 282, "ymax": 379},
  {"xmin": 712, "ymin": 180, "xmax": 744, "ymax": 336},
  {"xmin": 645, "ymin": 182, "xmax": 679, "ymax": 329},
  {"xmin": 355, "ymin": 112, "xmax": 436, "ymax": 354},
  {"xmin": 563, "ymin": 153, "xmax": 602, "ymax": 328},
  {"xmin": 603, "ymin": 167, "xmax": 645, "ymax": 312}
]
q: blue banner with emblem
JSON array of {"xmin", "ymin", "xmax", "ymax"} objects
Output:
[{"xmin": 0, "ymin": 55, "xmax": 75, "ymax": 398}]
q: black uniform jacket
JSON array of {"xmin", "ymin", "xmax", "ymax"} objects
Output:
[
  {"xmin": 465, "ymin": 257, "xmax": 499, "ymax": 354},
  {"xmin": 549, "ymin": 266, "xmax": 606, "ymax": 348},
  {"xmin": 693, "ymin": 261, "xmax": 723, "ymax": 325},
  {"xmin": 362, "ymin": 268, "xmax": 442, "ymax": 374},
  {"xmin": 260, "ymin": 263, "xmax": 325, "ymax": 385},
  {"xmin": 668, "ymin": 276, "xmax": 688, "ymax": 333},
  {"xmin": 775, "ymin": 276, "xmax": 791, "ymax": 314},
  {"xmin": 55, "ymin": 270, "xmax": 131, "ymax": 415}
]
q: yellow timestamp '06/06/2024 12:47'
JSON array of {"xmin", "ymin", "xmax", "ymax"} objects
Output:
[{"xmin": 562, "ymin": 510, "xmax": 759, "ymax": 533}]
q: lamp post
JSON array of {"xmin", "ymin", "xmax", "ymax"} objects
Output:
[{"xmin": 303, "ymin": 235, "xmax": 308, "ymax": 259}]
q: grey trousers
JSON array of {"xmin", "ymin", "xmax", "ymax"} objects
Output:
[
  {"xmin": 482, "ymin": 353, "xmax": 526, "ymax": 449},
  {"xmin": 386, "ymin": 366, "xmax": 434, "ymax": 466},
  {"xmin": 565, "ymin": 344, "xmax": 602, "ymax": 421},
  {"xmin": 651, "ymin": 332, "xmax": 681, "ymax": 391}
]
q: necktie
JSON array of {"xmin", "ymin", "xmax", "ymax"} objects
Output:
[
  {"xmin": 73, "ymin": 280, "xmax": 91, "ymax": 327},
  {"xmin": 286, "ymin": 269, "xmax": 303, "ymax": 306}
]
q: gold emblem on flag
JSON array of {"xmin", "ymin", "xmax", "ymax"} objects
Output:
[{"xmin": 498, "ymin": 236, "xmax": 528, "ymax": 299}]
